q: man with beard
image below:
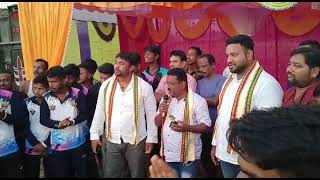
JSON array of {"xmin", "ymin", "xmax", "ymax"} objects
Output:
[
  {"xmin": 283, "ymin": 47, "xmax": 320, "ymax": 107},
  {"xmin": 287, "ymin": 40, "xmax": 320, "ymax": 89},
  {"xmin": 196, "ymin": 54, "xmax": 226, "ymax": 177},
  {"xmin": 20, "ymin": 59, "xmax": 48, "ymax": 97},
  {"xmin": 210, "ymin": 35, "xmax": 283, "ymax": 178}
]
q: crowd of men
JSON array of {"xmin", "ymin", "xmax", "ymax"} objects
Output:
[{"xmin": 0, "ymin": 35, "xmax": 319, "ymax": 178}]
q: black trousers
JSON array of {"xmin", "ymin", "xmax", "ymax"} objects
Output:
[
  {"xmin": 85, "ymin": 139, "xmax": 100, "ymax": 178},
  {"xmin": 0, "ymin": 152, "xmax": 23, "ymax": 178},
  {"xmin": 23, "ymin": 154, "xmax": 49, "ymax": 178},
  {"xmin": 199, "ymin": 132, "xmax": 223, "ymax": 178},
  {"xmin": 47, "ymin": 144, "xmax": 88, "ymax": 178}
]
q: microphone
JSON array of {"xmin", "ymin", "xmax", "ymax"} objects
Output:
[{"xmin": 161, "ymin": 95, "xmax": 169, "ymax": 118}]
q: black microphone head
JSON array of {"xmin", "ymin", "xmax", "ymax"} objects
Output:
[{"xmin": 163, "ymin": 95, "xmax": 169, "ymax": 101}]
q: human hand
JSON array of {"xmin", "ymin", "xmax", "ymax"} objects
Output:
[
  {"xmin": 33, "ymin": 143, "xmax": 47, "ymax": 155},
  {"xmin": 149, "ymin": 155, "xmax": 177, "ymax": 178},
  {"xmin": 145, "ymin": 143, "xmax": 154, "ymax": 154},
  {"xmin": 59, "ymin": 117, "xmax": 71, "ymax": 129},
  {"xmin": 91, "ymin": 140, "xmax": 102, "ymax": 154},
  {"xmin": 211, "ymin": 145, "xmax": 220, "ymax": 166},
  {"xmin": 170, "ymin": 120, "xmax": 188, "ymax": 132}
]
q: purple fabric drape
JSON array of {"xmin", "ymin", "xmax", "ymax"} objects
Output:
[{"xmin": 76, "ymin": 20, "xmax": 91, "ymax": 63}]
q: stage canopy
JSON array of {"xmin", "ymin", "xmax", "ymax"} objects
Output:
[{"xmin": 17, "ymin": 2, "xmax": 320, "ymax": 89}]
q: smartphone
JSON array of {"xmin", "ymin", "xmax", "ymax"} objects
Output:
[{"xmin": 169, "ymin": 121, "xmax": 178, "ymax": 127}]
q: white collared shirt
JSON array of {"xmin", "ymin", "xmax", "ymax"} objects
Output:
[
  {"xmin": 160, "ymin": 92, "xmax": 211, "ymax": 162},
  {"xmin": 212, "ymin": 71, "xmax": 284, "ymax": 165},
  {"xmin": 90, "ymin": 75, "xmax": 158, "ymax": 144}
]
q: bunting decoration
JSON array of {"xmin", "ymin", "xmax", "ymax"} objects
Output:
[
  {"xmin": 92, "ymin": 22, "xmax": 116, "ymax": 42},
  {"xmin": 259, "ymin": 2, "xmax": 298, "ymax": 10}
]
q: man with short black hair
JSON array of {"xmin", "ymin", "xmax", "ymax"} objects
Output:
[
  {"xmin": 40, "ymin": 66, "xmax": 89, "ymax": 177},
  {"xmin": 97, "ymin": 63, "xmax": 114, "ymax": 83},
  {"xmin": 79, "ymin": 59, "xmax": 98, "ymax": 94},
  {"xmin": 130, "ymin": 52, "xmax": 148, "ymax": 82},
  {"xmin": 23, "ymin": 75, "xmax": 50, "ymax": 178},
  {"xmin": 0, "ymin": 70, "xmax": 28, "ymax": 177},
  {"xmin": 186, "ymin": 46, "xmax": 202, "ymax": 80},
  {"xmin": 64, "ymin": 64, "xmax": 84, "ymax": 92},
  {"xmin": 85, "ymin": 59, "xmax": 98, "ymax": 75},
  {"xmin": 283, "ymin": 47, "xmax": 320, "ymax": 106},
  {"xmin": 155, "ymin": 50, "xmax": 197, "ymax": 103},
  {"xmin": 196, "ymin": 54, "xmax": 226, "ymax": 177},
  {"xmin": 155, "ymin": 68, "xmax": 211, "ymax": 178},
  {"xmin": 150, "ymin": 105, "xmax": 320, "ymax": 178},
  {"xmin": 287, "ymin": 40, "xmax": 320, "ymax": 89},
  {"xmin": 90, "ymin": 52, "xmax": 158, "ymax": 178},
  {"xmin": 20, "ymin": 59, "xmax": 48, "ymax": 97},
  {"xmin": 299, "ymin": 40, "xmax": 320, "ymax": 49},
  {"xmin": 211, "ymin": 34, "xmax": 283, "ymax": 178},
  {"xmin": 228, "ymin": 105, "xmax": 320, "ymax": 178},
  {"xmin": 87, "ymin": 63, "xmax": 114, "ymax": 128},
  {"xmin": 143, "ymin": 45, "xmax": 168, "ymax": 91}
]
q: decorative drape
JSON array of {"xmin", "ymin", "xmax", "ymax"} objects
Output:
[
  {"xmin": 118, "ymin": 14, "xmax": 320, "ymax": 90},
  {"xmin": 259, "ymin": 2, "xmax": 298, "ymax": 10},
  {"xmin": 272, "ymin": 9, "xmax": 320, "ymax": 36},
  {"xmin": 63, "ymin": 20, "xmax": 120, "ymax": 72},
  {"xmin": 72, "ymin": 8, "xmax": 117, "ymax": 23},
  {"xmin": 18, "ymin": 2, "xmax": 73, "ymax": 80},
  {"xmin": 75, "ymin": 2, "xmax": 200, "ymax": 12},
  {"xmin": 92, "ymin": 22, "xmax": 117, "ymax": 42},
  {"xmin": 147, "ymin": 17, "xmax": 171, "ymax": 43},
  {"xmin": 119, "ymin": 16, "xmax": 145, "ymax": 39},
  {"xmin": 117, "ymin": 3, "xmax": 320, "ymax": 40},
  {"xmin": 174, "ymin": 16, "xmax": 211, "ymax": 40},
  {"xmin": 77, "ymin": 21, "xmax": 91, "ymax": 63}
]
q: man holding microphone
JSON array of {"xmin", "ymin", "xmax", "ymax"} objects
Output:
[{"xmin": 154, "ymin": 68, "xmax": 211, "ymax": 178}]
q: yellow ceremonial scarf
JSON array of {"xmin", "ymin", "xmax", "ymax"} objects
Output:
[
  {"xmin": 160, "ymin": 88, "xmax": 195, "ymax": 163},
  {"xmin": 215, "ymin": 60, "xmax": 262, "ymax": 153},
  {"xmin": 103, "ymin": 74, "xmax": 142, "ymax": 145}
]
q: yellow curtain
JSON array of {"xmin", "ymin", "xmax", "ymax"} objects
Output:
[{"xmin": 18, "ymin": 2, "xmax": 74, "ymax": 80}]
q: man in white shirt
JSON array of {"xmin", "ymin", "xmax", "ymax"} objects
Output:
[
  {"xmin": 155, "ymin": 68, "xmax": 211, "ymax": 178},
  {"xmin": 211, "ymin": 34, "xmax": 283, "ymax": 178},
  {"xmin": 90, "ymin": 52, "xmax": 158, "ymax": 178},
  {"xmin": 223, "ymin": 66, "xmax": 231, "ymax": 78}
]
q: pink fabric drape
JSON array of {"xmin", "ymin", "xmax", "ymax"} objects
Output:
[{"xmin": 118, "ymin": 14, "xmax": 320, "ymax": 90}]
